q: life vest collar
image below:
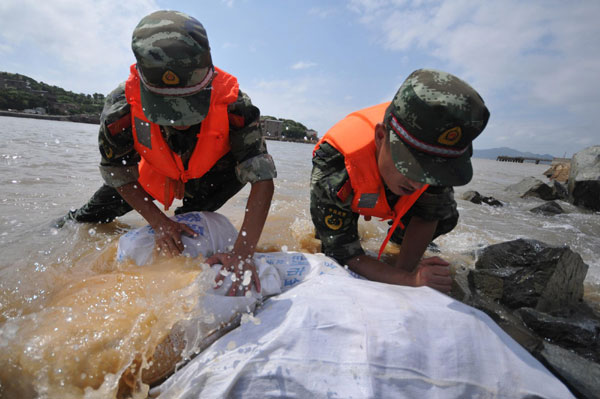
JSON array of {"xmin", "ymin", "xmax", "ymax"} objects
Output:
[{"xmin": 124, "ymin": 64, "xmax": 239, "ymax": 209}]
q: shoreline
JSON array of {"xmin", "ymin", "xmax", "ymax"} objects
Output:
[
  {"xmin": 0, "ymin": 110, "xmax": 100, "ymax": 125},
  {"xmin": 1, "ymin": 111, "xmax": 319, "ymax": 144},
  {"xmin": 265, "ymin": 137, "xmax": 318, "ymax": 145}
]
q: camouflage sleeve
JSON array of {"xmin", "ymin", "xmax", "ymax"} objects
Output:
[
  {"xmin": 228, "ymin": 90, "xmax": 277, "ymax": 184},
  {"xmin": 97, "ymin": 82, "xmax": 140, "ymax": 188},
  {"xmin": 310, "ymin": 143, "xmax": 365, "ymax": 264},
  {"xmin": 411, "ymin": 185, "xmax": 458, "ymax": 221},
  {"xmin": 391, "ymin": 184, "xmax": 459, "ymax": 244}
]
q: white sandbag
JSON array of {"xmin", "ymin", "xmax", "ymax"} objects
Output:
[
  {"xmin": 178, "ymin": 251, "xmax": 354, "ymax": 357},
  {"xmin": 118, "ymin": 212, "xmax": 573, "ymax": 399},
  {"xmin": 153, "ymin": 274, "xmax": 574, "ymax": 399},
  {"xmin": 116, "ymin": 212, "xmax": 346, "ymax": 364},
  {"xmin": 117, "ymin": 211, "xmax": 238, "ymax": 266}
]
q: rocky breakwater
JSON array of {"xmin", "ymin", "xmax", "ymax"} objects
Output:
[
  {"xmin": 568, "ymin": 146, "xmax": 600, "ymax": 212},
  {"xmin": 451, "ymin": 239, "xmax": 600, "ymax": 398},
  {"xmin": 510, "ymin": 145, "xmax": 600, "ymax": 213},
  {"xmin": 506, "ymin": 174, "xmax": 572, "ymax": 216},
  {"xmin": 506, "ymin": 175, "xmax": 568, "ymax": 202}
]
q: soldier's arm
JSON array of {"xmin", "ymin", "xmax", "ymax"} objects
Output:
[
  {"xmin": 228, "ymin": 90, "xmax": 277, "ymax": 184},
  {"xmin": 390, "ymin": 186, "xmax": 457, "ymax": 292},
  {"xmin": 97, "ymin": 83, "xmax": 140, "ymax": 187},
  {"xmin": 312, "ymin": 143, "xmax": 450, "ymax": 291},
  {"xmin": 395, "ymin": 217, "xmax": 438, "ymax": 272},
  {"xmin": 395, "ymin": 185, "xmax": 458, "ymax": 271},
  {"xmin": 310, "ymin": 143, "xmax": 365, "ymax": 264},
  {"xmin": 208, "ymin": 90, "xmax": 275, "ymax": 295},
  {"xmin": 98, "ymin": 84, "xmax": 194, "ymax": 255}
]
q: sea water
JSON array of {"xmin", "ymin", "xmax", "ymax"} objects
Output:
[{"xmin": 1, "ymin": 116, "xmax": 599, "ymax": 397}]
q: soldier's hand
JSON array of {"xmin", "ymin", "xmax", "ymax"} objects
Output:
[
  {"xmin": 414, "ymin": 256, "xmax": 452, "ymax": 293},
  {"xmin": 208, "ymin": 252, "xmax": 261, "ymax": 297},
  {"xmin": 152, "ymin": 218, "xmax": 197, "ymax": 257}
]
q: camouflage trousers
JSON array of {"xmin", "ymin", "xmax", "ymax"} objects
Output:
[{"xmin": 66, "ymin": 164, "xmax": 245, "ymax": 224}]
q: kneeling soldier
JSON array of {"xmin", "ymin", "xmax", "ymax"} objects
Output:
[{"xmin": 310, "ymin": 69, "xmax": 489, "ymax": 293}]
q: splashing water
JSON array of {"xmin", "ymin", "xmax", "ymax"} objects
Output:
[{"xmin": 0, "ymin": 243, "xmax": 214, "ymax": 399}]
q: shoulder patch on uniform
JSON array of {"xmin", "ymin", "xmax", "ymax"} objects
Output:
[
  {"xmin": 357, "ymin": 193, "xmax": 378, "ymax": 209},
  {"xmin": 337, "ymin": 179, "xmax": 352, "ymax": 202},
  {"xmin": 134, "ymin": 117, "xmax": 152, "ymax": 149},
  {"xmin": 229, "ymin": 113, "xmax": 245, "ymax": 128},
  {"xmin": 107, "ymin": 114, "xmax": 132, "ymax": 136}
]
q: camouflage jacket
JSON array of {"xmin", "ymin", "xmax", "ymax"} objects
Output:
[
  {"xmin": 310, "ymin": 142, "xmax": 458, "ymax": 264},
  {"xmin": 97, "ymin": 82, "xmax": 276, "ymax": 188}
]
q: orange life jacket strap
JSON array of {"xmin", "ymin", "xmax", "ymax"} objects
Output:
[
  {"xmin": 377, "ymin": 184, "xmax": 429, "ymax": 260},
  {"xmin": 163, "ymin": 177, "xmax": 185, "ymax": 211}
]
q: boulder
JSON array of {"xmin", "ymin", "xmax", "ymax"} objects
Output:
[
  {"xmin": 461, "ymin": 190, "xmax": 503, "ymax": 207},
  {"xmin": 451, "ymin": 238, "xmax": 600, "ymax": 398},
  {"xmin": 536, "ymin": 342, "xmax": 600, "ymax": 399},
  {"xmin": 567, "ymin": 146, "xmax": 600, "ymax": 212},
  {"xmin": 551, "ymin": 180, "xmax": 569, "ymax": 200},
  {"xmin": 473, "ymin": 239, "xmax": 588, "ymax": 312},
  {"xmin": 465, "ymin": 293, "xmax": 543, "ymax": 354},
  {"xmin": 506, "ymin": 176, "xmax": 558, "ymax": 200},
  {"xmin": 529, "ymin": 201, "xmax": 564, "ymax": 216},
  {"xmin": 543, "ymin": 162, "xmax": 571, "ymax": 183},
  {"xmin": 516, "ymin": 307, "xmax": 600, "ymax": 352}
]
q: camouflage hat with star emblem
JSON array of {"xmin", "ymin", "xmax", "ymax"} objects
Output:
[
  {"xmin": 131, "ymin": 10, "xmax": 214, "ymax": 126},
  {"xmin": 384, "ymin": 69, "xmax": 490, "ymax": 186}
]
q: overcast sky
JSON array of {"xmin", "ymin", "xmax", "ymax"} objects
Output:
[{"xmin": 1, "ymin": 0, "xmax": 599, "ymax": 157}]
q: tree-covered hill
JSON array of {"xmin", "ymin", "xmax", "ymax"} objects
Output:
[
  {"xmin": 0, "ymin": 72, "xmax": 104, "ymax": 118},
  {"xmin": 1, "ymin": 72, "xmax": 319, "ymax": 136},
  {"xmin": 261, "ymin": 115, "xmax": 318, "ymax": 142}
]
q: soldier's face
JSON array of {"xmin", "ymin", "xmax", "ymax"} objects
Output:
[{"xmin": 375, "ymin": 124, "xmax": 425, "ymax": 196}]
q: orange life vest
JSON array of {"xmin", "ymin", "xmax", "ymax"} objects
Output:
[
  {"xmin": 124, "ymin": 64, "xmax": 239, "ymax": 210},
  {"xmin": 315, "ymin": 102, "xmax": 429, "ymax": 259}
]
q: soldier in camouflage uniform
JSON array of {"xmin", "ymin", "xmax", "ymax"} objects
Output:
[
  {"xmin": 59, "ymin": 11, "xmax": 276, "ymax": 296},
  {"xmin": 310, "ymin": 69, "xmax": 489, "ymax": 293}
]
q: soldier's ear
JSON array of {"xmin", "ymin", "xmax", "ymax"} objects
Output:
[{"xmin": 374, "ymin": 123, "xmax": 387, "ymax": 150}]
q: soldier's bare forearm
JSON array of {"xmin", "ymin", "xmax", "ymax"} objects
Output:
[
  {"xmin": 116, "ymin": 182, "xmax": 168, "ymax": 228},
  {"xmin": 394, "ymin": 216, "xmax": 438, "ymax": 272},
  {"xmin": 346, "ymin": 255, "xmax": 418, "ymax": 286},
  {"xmin": 233, "ymin": 179, "xmax": 274, "ymax": 258}
]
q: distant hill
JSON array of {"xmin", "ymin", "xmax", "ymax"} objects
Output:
[
  {"xmin": 473, "ymin": 147, "xmax": 556, "ymax": 161},
  {"xmin": 260, "ymin": 115, "xmax": 318, "ymax": 143},
  {"xmin": 0, "ymin": 71, "xmax": 103, "ymax": 123}
]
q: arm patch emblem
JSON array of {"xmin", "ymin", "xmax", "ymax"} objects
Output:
[{"xmin": 324, "ymin": 208, "xmax": 347, "ymax": 230}]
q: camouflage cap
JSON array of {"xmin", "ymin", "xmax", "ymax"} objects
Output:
[
  {"xmin": 131, "ymin": 10, "xmax": 214, "ymax": 126},
  {"xmin": 385, "ymin": 69, "xmax": 489, "ymax": 186}
]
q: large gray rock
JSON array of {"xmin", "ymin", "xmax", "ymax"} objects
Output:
[
  {"xmin": 517, "ymin": 307, "xmax": 600, "ymax": 355},
  {"xmin": 529, "ymin": 201, "xmax": 564, "ymax": 215},
  {"xmin": 568, "ymin": 146, "xmax": 600, "ymax": 211},
  {"xmin": 551, "ymin": 180, "xmax": 569, "ymax": 200},
  {"xmin": 451, "ymin": 239, "xmax": 599, "ymax": 398},
  {"xmin": 461, "ymin": 190, "xmax": 503, "ymax": 207},
  {"xmin": 473, "ymin": 239, "xmax": 588, "ymax": 312},
  {"xmin": 536, "ymin": 342, "xmax": 600, "ymax": 399},
  {"xmin": 506, "ymin": 176, "xmax": 558, "ymax": 200}
]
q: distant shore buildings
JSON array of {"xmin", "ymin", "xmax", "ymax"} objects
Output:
[
  {"xmin": 261, "ymin": 119, "xmax": 283, "ymax": 139},
  {"xmin": 260, "ymin": 118, "xmax": 319, "ymax": 143}
]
